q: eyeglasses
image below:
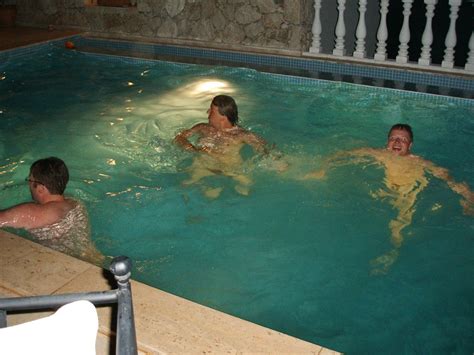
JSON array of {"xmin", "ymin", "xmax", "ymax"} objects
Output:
[
  {"xmin": 388, "ymin": 136, "xmax": 411, "ymax": 144},
  {"xmin": 25, "ymin": 177, "xmax": 44, "ymax": 185}
]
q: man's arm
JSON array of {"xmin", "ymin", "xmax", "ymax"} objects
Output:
[
  {"xmin": 243, "ymin": 131, "xmax": 268, "ymax": 154},
  {"xmin": 243, "ymin": 131, "xmax": 293, "ymax": 172},
  {"xmin": 174, "ymin": 123, "xmax": 208, "ymax": 152},
  {"xmin": 0, "ymin": 203, "xmax": 48, "ymax": 229},
  {"xmin": 424, "ymin": 160, "xmax": 474, "ymax": 215},
  {"xmin": 303, "ymin": 148, "xmax": 378, "ymax": 180}
]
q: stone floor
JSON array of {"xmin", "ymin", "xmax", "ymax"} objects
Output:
[
  {"xmin": 0, "ymin": 26, "xmax": 340, "ymax": 354},
  {"xmin": 0, "ymin": 26, "xmax": 81, "ymax": 51}
]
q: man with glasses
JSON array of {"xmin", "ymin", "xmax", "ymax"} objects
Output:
[
  {"xmin": 0, "ymin": 157, "xmax": 102, "ymax": 264},
  {"xmin": 304, "ymin": 123, "xmax": 473, "ymax": 274}
]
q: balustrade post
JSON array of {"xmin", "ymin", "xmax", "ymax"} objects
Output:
[
  {"xmin": 309, "ymin": 0, "xmax": 323, "ymax": 54},
  {"xmin": 396, "ymin": 0, "xmax": 414, "ymax": 64},
  {"xmin": 353, "ymin": 0, "xmax": 368, "ymax": 58},
  {"xmin": 465, "ymin": 32, "xmax": 474, "ymax": 72},
  {"xmin": 441, "ymin": 0, "xmax": 462, "ymax": 68},
  {"xmin": 418, "ymin": 0, "xmax": 438, "ymax": 66},
  {"xmin": 374, "ymin": 0, "xmax": 389, "ymax": 61},
  {"xmin": 333, "ymin": 0, "xmax": 347, "ymax": 56}
]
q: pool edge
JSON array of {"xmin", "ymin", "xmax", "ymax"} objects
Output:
[{"xmin": 0, "ymin": 230, "xmax": 340, "ymax": 354}]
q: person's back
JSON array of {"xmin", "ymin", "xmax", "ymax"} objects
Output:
[
  {"xmin": 29, "ymin": 200, "xmax": 101, "ymax": 262},
  {"xmin": 0, "ymin": 157, "xmax": 103, "ymax": 264}
]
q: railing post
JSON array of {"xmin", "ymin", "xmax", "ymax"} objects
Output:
[
  {"xmin": 353, "ymin": 0, "xmax": 368, "ymax": 58},
  {"xmin": 374, "ymin": 0, "xmax": 389, "ymax": 61},
  {"xmin": 396, "ymin": 0, "xmax": 414, "ymax": 64},
  {"xmin": 309, "ymin": 0, "xmax": 323, "ymax": 54},
  {"xmin": 441, "ymin": 0, "xmax": 462, "ymax": 68},
  {"xmin": 333, "ymin": 0, "xmax": 347, "ymax": 56},
  {"xmin": 0, "ymin": 310, "xmax": 6, "ymax": 328},
  {"xmin": 110, "ymin": 256, "xmax": 138, "ymax": 355},
  {"xmin": 465, "ymin": 32, "xmax": 474, "ymax": 72},
  {"xmin": 418, "ymin": 0, "xmax": 438, "ymax": 66}
]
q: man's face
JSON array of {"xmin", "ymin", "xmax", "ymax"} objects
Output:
[
  {"xmin": 207, "ymin": 104, "xmax": 226, "ymax": 128},
  {"xmin": 387, "ymin": 128, "xmax": 412, "ymax": 156}
]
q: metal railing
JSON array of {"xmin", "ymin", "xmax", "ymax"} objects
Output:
[{"xmin": 0, "ymin": 256, "xmax": 137, "ymax": 355}]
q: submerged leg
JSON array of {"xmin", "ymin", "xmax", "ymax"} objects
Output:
[
  {"xmin": 371, "ymin": 186, "xmax": 423, "ymax": 275},
  {"xmin": 388, "ymin": 189, "xmax": 419, "ymax": 248}
]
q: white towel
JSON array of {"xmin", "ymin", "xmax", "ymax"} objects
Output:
[{"xmin": 0, "ymin": 300, "xmax": 98, "ymax": 355}]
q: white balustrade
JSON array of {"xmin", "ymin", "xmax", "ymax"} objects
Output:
[
  {"xmin": 418, "ymin": 0, "xmax": 438, "ymax": 66},
  {"xmin": 465, "ymin": 32, "xmax": 474, "ymax": 72},
  {"xmin": 396, "ymin": 0, "xmax": 414, "ymax": 64},
  {"xmin": 309, "ymin": 0, "xmax": 323, "ymax": 54},
  {"xmin": 353, "ymin": 0, "xmax": 368, "ymax": 58},
  {"xmin": 374, "ymin": 0, "xmax": 389, "ymax": 61},
  {"xmin": 332, "ymin": 0, "xmax": 347, "ymax": 56},
  {"xmin": 441, "ymin": 0, "xmax": 462, "ymax": 69},
  {"xmin": 306, "ymin": 0, "xmax": 471, "ymax": 74}
]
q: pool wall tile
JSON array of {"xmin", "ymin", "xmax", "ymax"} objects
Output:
[{"xmin": 1, "ymin": 34, "xmax": 473, "ymax": 106}]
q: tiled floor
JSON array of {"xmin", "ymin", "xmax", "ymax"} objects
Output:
[{"xmin": 0, "ymin": 26, "xmax": 340, "ymax": 354}]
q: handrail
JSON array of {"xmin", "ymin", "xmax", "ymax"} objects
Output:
[{"xmin": 0, "ymin": 255, "xmax": 137, "ymax": 355}]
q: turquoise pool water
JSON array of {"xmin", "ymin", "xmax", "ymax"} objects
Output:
[{"xmin": 1, "ymin": 44, "xmax": 473, "ymax": 354}]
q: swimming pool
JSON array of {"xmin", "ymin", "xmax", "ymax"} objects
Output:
[{"xmin": 1, "ymin": 41, "xmax": 473, "ymax": 354}]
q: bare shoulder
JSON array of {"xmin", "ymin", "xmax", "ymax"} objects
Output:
[
  {"xmin": 177, "ymin": 123, "xmax": 209, "ymax": 136},
  {"xmin": 241, "ymin": 128, "xmax": 265, "ymax": 143},
  {"xmin": 190, "ymin": 122, "xmax": 211, "ymax": 133},
  {"xmin": 409, "ymin": 154, "xmax": 435, "ymax": 167},
  {"xmin": 63, "ymin": 198, "xmax": 81, "ymax": 212}
]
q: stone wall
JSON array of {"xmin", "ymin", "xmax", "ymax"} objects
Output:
[{"xmin": 15, "ymin": 0, "xmax": 314, "ymax": 53}]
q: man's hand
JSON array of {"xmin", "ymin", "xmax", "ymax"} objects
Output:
[{"xmin": 302, "ymin": 170, "xmax": 326, "ymax": 180}]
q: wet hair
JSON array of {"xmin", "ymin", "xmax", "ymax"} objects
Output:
[
  {"xmin": 389, "ymin": 123, "xmax": 413, "ymax": 142},
  {"xmin": 211, "ymin": 95, "xmax": 239, "ymax": 125},
  {"xmin": 30, "ymin": 157, "xmax": 69, "ymax": 195}
]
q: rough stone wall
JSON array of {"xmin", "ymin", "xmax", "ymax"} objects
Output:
[{"xmin": 15, "ymin": 0, "xmax": 314, "ymax": 53}]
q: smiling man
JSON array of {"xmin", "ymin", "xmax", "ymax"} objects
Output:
[{"xmin": 304, "ymin": 123, "xmax": 473, "ymax": 274}]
